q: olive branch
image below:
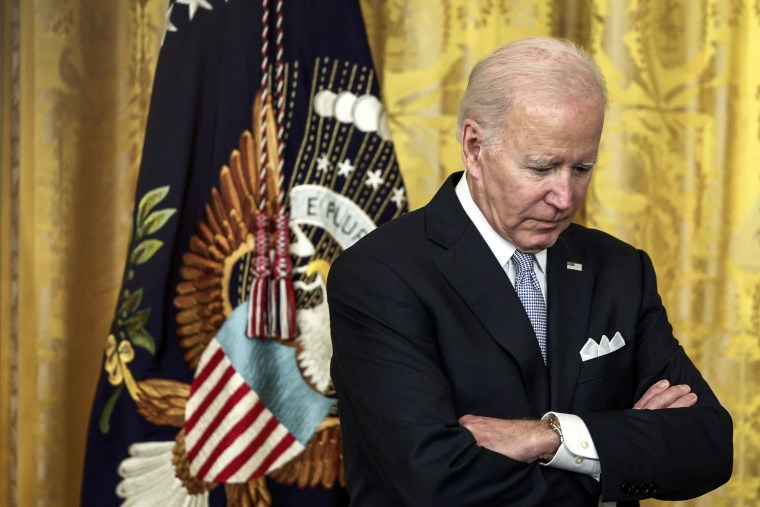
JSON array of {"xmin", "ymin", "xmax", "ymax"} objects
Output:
[{"xmin": 100, "ymin": 186, "xmax": 176, "ymax": 433}]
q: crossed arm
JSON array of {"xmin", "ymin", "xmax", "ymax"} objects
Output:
[
  {"xmin": 329, "ymin": 243, "xmax": 732, "ymax": 504},
  {"xmin": 459, "ymin": 380, "xmax": 698, "ymax": 463}
]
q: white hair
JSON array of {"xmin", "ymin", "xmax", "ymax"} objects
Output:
[{"xmin": 456, "ymin": 37, "xmax": 608, "ymax": 147}]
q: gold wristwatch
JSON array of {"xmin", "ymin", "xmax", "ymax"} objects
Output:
[{"xmin": 546, "ymin": 414, "xmax": 563, "ymax": 443}]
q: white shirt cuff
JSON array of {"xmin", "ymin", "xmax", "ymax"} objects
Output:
[{"xmin": 540, "ymin": 412, "xmax": 601, "ymax": 480}]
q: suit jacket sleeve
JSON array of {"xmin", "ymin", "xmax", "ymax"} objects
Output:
[
  {"xmin": 328, "ymin": 242, "xmax": 596, "ymax": 507},
  {"xmin": 582, "ymin": 249, "xmax": 733, "ymax": 502}
]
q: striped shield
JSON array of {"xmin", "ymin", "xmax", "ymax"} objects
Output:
[{"xmin": 184, "ymin": 303, "xmax": 334, "ymax": 483}]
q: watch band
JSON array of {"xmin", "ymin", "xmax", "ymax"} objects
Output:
[{"xmin": 547, "ymin": 414, "xmax": 564, "ymax": 443}]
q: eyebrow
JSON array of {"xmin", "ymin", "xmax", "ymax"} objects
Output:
[
  {"xmin": 522, "ymin": 157, "xmax": 597, "ymax": 168},
  {"xmin": 523, "ymin": 157, "xmax": 555, "ymax": 168}
]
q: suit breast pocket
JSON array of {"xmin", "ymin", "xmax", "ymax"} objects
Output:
[
  {"xmin": 575, "ymin": 347, "xmax": 635, "ymax": 410},
  {"xmin": 577, "ymin": 346, "xmax": 632, "ymax": 384}
]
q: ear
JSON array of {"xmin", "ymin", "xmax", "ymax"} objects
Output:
[{"xmin": 461, "ymin": 119, "xmax": 484, "ymax": 178}]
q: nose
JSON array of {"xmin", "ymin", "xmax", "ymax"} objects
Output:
[{"xmin": 545, "ymin": 173, "xmax": 573, "ymax": 211}]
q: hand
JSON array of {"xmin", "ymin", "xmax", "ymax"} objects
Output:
[
  {"xmin": 633, "ymin": 379, "xmax": 697, "ymax": 409},
  {"xmin": 458, "ymin": 415, "xmax": 560, "ymax": 463}
]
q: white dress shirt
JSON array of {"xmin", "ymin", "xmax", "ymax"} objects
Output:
[{"xmin": 454, "ymin": 174, "xmax": 610, "ymax": 494}]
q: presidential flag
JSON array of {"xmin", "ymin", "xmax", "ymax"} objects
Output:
[{"xmin": 81, "ymin": 1, "xmax": 407, "ymax": 505}]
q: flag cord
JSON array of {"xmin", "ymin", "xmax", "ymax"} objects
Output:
[
  {"xmin": 248, "ymin": 0, "xmax": 296, "ymax": 341},
  {"xmin": 258, "ymin": 0, "xmax": 286, "ymax": 212},
  {"xmin": 258, "ymin": 0, "xmax": 270, "ymax": 210},
  {"xmin": 274, "ymin": 0, "xmax": 286, "ymax": 212}
]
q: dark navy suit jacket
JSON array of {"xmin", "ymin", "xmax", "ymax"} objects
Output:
[{"xmin": 328, "ymin": 172, "xmax": 732, "ymax": 506}]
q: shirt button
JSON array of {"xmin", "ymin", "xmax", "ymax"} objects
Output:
[
  {"xmin": 580, "ymin": 440, "xmax": 589, "ymax": 449},
  {"xmin": 575, "ymin": 457, "xmax": 584, "ymax": 465}
]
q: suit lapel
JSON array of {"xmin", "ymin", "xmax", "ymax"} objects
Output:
[
  {"xmin": 547, "ymin": 228, "xmax": 594, "ymax": 412},
  {"xmin": 427, "ymin": 174, "xmax": 549, "ymax": 415}
]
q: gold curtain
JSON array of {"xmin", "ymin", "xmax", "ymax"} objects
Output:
[
  {"xmin": 586, "ymin": 3, "xmax": 760, "ymax": 505},
  {"xmin": 0, "ymin": 0, "xmax": 165, "ymax": 505},
  {"xmin": 0, "ymin": 1, "xmax": 757, "ymax": 506},
  {"xmin": 367, "ymin": 1, "xmax": 757, "ymax": 506}
]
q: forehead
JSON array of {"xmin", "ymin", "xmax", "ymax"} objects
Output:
[
  {"xmin": 501, "ymin": 95, "xmax": 604, "ymax": 160},
  {"xmin": 506, "ymin": 92, "xmax": 604, "ymax": 134}
]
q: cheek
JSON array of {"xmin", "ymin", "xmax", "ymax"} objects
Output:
[
  {"xmin": 504, "ymin": 193, "xmax": 547, "ymax": 224},
  {"xmin": 517, "ymin": 187, "xmax": 550, "ymax": 208},
  {"xmin": 572, "ymin": 181, "xmax": 591, "ymax": 204}
]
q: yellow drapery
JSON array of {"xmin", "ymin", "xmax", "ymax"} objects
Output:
[
  {"xmin": 1, "ymin": 1, "xmax": 757, "ymax": 506},
  {"xmin": 0, "ymin": 1, "xmax": 165, "ymax": 505}
]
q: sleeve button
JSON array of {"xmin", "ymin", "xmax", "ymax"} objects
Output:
[{"xmin": 643, "ymin": 483, "xmax": 658, "ymax": 495}]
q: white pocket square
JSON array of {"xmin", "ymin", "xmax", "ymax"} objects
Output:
[{"xmin": 580, "ymin": 332, "xmax": 625, "ymax": 361}]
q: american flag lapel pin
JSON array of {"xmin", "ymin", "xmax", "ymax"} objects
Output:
[{"xmin": 566, "ymin": 261, "xmax": 583, "ymax": 271}]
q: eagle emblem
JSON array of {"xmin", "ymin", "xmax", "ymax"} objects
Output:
[{"xmin": 109, "ymin": 55, "xmax": 406, "ymax": 506}]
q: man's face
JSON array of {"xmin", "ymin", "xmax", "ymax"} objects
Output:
[{"xmin": 463, "ymin": 95, "xmax": 604, "ymax": 253}]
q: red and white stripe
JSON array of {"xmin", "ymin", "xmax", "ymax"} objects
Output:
[{"xmin": 184, "ymin": 339, "xmax": 304, "ymax": 483}]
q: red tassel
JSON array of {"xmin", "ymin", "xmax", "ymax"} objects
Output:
[
  {"xmin": 269, "ymin": 212, "xmax": 297, "ymax": 340},
  {"xmin": 247, "ymin": 213, "xmax": 272, "ymax": 338}
]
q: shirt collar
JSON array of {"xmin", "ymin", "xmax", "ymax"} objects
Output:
[{"xmin": 455, "ymin": 172, "xmax": 547, "ymax": 274}]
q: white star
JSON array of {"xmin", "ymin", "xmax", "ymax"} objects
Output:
[
  {"xmin": 391, "ymin": 187, "xmax": 406, "ymax": 209},
  {"xmin": 337, "ymin": 158, "xmax": 355, "ymax": 178},
  {"xmin": 161, "ymin": 4, "xmax": 178, "ymax": 46},
  {"xmin": 176, "ymin": 0, "xmax": 213, "ymax": 21},
  {"xmin": 365, "ymin": 169, "xmax": 385, "ymax": 190},
  {"xmin": 316, "ymin": 154, "xmax": 331, "ymax": 173}
]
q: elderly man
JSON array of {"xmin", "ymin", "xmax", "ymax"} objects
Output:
[{"xmin": 327, "ymin": 38, "xmax": 732, "ymax": 506}]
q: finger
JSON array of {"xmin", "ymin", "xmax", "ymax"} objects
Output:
[
  {"xmin": 459, "ymin": 414, "xmax": 475, "ymax": 426},
  {"xmin": 638, "ymin": 384, "xmax": 692, "ymax": 410},
  {"xmin": 638, "ymin": 385, "xmax": 685, "ymax": 409},
  {"xmin": 633, "ymin": 379, "xmax": 670, "ymax": 409},
  {"xmin": 459, "ymin": 414, "xmax": 488, "ymax": 429},
  {"xmin": 666, "ymin": 392, "xmax": 698, "ymax": 408}
]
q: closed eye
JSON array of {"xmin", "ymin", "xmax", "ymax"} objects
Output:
[{"xmin": 574, "ymin": 164, "xmax": 595, "ymax": 174}]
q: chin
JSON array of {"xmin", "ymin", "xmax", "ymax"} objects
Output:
[
  {"xmin": 511, "ymin": 220, "xmax": 571, "ymax": 252},
  {"xmin": 517, "ymin": 233, "xmax": 562, "ymax": 253}
]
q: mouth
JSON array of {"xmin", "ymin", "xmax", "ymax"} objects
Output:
[
  {"xmin": 530, "ymin": 217, "xmax": 572, "ymax": 231},
  {"xmin": 534, "ymin": 218, "xmax": 565, "ymax": 226}
]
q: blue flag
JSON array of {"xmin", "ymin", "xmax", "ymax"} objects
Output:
[{"xmin": 81, "ymin": 1, "xmax": 407, "ymax": 505}]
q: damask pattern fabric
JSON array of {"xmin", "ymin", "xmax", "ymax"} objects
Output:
[
  {"xmin": 2, "ymin": 1, "xmax": 759, "ymax": 506},
  {"xmin": 368, "ymin": 5, "xmax": 760, "ymax": 503}
]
